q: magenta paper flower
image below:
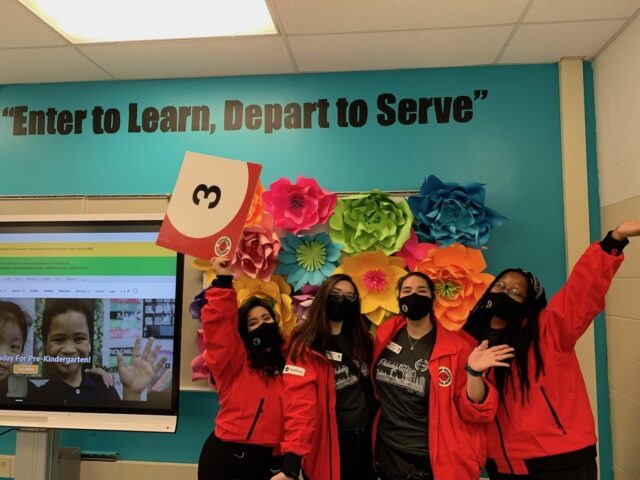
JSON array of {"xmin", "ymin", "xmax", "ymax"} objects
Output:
[
  {"xmin": 395, "ymin": 230, "xmax": 437, "ymax": 270},
  {"xmin": 230, "ymin": 224, "xmax": 281, "ymax": 282},
  {"xmin": 292, "ymin": 285, "xmax": 320, "ymax": 322},
  {"xmin": 263, "ymin": 176, "xmax": 337, "ymax": 234}
]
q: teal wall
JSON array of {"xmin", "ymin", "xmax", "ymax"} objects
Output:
[
  {"xmin": 0, "ymin": 63, "xmax": 608, "ymax": 475},
  {"xmin": 0, "ymin": 64, "xmax": 567, "ymax": 290}
]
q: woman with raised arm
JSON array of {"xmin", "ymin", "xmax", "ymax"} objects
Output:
[
  {"xmin": 463, "ymin": 220, "xmax": 640, "ymax": 479},
  {"xmin": 198, "ymin": 257, "xmax": 286, "ymax": 480}
]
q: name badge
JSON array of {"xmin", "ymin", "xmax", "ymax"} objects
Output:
[
  {"xmin": 386, "ymin": 342, "xmax": 402, "ymax": 354},
  {"xmin": 326, "ymin": 350, "xmax": 343, "ymax": 362}
]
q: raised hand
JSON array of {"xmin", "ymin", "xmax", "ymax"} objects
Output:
[
  {"xmin": 118, "ymin": 337, "xmax": 167, "ymax": 400},
  {"xmin": 209, "ymin": 256, "xmax": 232, "ymax": 276},
  {"xmin": 612, "ymin": 220, "xmax": 640, "ymax": 241},
  {"xmin": 467, "ymin": 340, "xmax": 515, "ymax": 373}
]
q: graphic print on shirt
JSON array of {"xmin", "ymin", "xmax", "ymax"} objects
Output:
[
  {"xmin": 332, "ymin": 361, "xmax": 368, "ymax": 391},
  {"xmin": 375, "ymin": 357, "xmax": 427, "ymax": 396}
]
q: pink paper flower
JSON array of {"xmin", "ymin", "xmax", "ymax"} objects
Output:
[
  {"xmin": 395, "ymin": 230, "xmax": 437, "ymax": 270},
  {"xmin": 263, "ymin": 176, "xmax": 337, "ymax": 234},
  {"xmin": 230, "ymin": 224, "xmax": 281, "ymax": 282},
  {"xmin": 191, "ymin": 329, "xmax": 215, "ymax": 388}
]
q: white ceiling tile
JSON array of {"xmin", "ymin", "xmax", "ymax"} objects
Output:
[
  {"xmin": 500, "ymin": 20, "xmax": 626, "ymax": 63},
  {"xmin": 273, "ymin": 0, "xmax": 528, "ymax": 34},
  {"xmin": 525, "ymin": 0, "xmax": 640, "ymax": 22},
  {"xmin": 289, "ymin": 27, "xmax": 512, "ymax": 72},
  {"xmin": 79, "ymin": 36, "xmax": 295, "ymax": 80},
  {"xmin": 0, "ymin": 47, "xmax": 111, "ymax": 84},
  {"xmin": 0, "ymin": 0, "xmax": 68, "ymax": 48}
]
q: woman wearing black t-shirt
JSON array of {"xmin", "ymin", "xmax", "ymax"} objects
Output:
[{"xmin": 273, "ymin": 273, "xmax": 377, "ymax": 480}]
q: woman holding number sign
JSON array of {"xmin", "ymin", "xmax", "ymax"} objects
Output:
[{"xmin": 198, "ymin": 257, "xmax": 286, "ymax": 480}]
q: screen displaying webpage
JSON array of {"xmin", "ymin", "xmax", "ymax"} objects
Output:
[{"xmin": 0, "ymin": 222, "xmax": 182, "ymax": 413}]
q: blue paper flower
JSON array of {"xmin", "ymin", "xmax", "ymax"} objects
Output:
[
  {"xmin": 408, "ymin": 175, "xmax": 506, "ymax": 247},
  {"xmin": 276, "ymin": 233, "xmax": 342, "ymax": 291}
]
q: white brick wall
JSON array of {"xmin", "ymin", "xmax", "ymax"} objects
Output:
[{"xmin": 594, "ymin": 14, "xmax": 640, "ymax": 207}]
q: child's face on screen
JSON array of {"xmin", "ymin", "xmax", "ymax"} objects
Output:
[
  {"xmin": 45, "ymin": 310, "xmax": 91, "ymax": 379},
  {"xmin": 0, "ymin": 320, "xmax": 24, "ymax": 381}
]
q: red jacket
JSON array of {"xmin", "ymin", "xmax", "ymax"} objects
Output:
[
  {"xmin": 201, "ymin": 286, "xmax": 284, "ymax": 447},
  {"xmin": 373, "ymin": 316, "xmax": 498, "ymax": 480},
  {"xmin": 280, "ymin": 349, "xmax": 341, "ymax": 480},
  {"xmin": 487, "ymin": 242, "xmax": 623, "ymax": 475}
]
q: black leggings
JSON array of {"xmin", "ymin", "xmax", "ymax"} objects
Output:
[
  {"xmin": 486, "ymin": 458, "xmax": 597, "ymax": 480},
  {"xmin": 198, "ymin": 432, "xmax": 282, "ymax": 480}
]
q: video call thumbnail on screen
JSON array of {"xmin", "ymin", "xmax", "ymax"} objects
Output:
[{"xmin": 0, "ymin": 221, "xmax": 183, "ymax": 411}]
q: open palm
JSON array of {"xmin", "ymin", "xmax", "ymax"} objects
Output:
[{"xmin": 118, "ymin": 337, "xmax": 167, "ymax": 400}]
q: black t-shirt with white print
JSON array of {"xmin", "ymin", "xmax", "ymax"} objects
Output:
[
  {"xmin": 328, "ymin": 330, "xmax": 371, "ymax": 431},
  {"xmin": 375, "ymin": 324, "xmax": 436, "ymax": 456}
]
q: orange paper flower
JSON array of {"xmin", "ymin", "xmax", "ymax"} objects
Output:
[
  {"xmin": 334, "ymin": 250, "xmax": 407, "ymax": 325},
  {"xmin": 245, "ymin": 180, "xmax": 265, "ymax": 226},
  {"xmin": 234, "ymin": 274, "xmax": 297, "ymax": 337},
  {"xmin": 414, "ymin": 244, "xmax": 493, "ymax": 331}
]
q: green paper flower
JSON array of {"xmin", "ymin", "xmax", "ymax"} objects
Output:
[{"xmin": 329, "ymin": 191, "xmax": 413, "ymax": 255}]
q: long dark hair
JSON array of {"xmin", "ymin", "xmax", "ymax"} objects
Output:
[
  {"xmin": 237, "ymin": 296, "xmax": 284, "ymax": 377},
  {"xmin": 288, "ymin": 274, "xmax": 372, "ymax": 365},
  {"xmin": 464, "ymin": 269, "xmax": 547, "ymax": 402}
]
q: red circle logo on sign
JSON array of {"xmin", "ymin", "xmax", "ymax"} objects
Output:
[{"xmin": 215, "ymin": 236, "xmax": 232, "ymax": 256}]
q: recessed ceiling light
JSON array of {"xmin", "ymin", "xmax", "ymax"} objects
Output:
[{"xmin": 19, "ymin": 0, "xmax": 277, "ymax": 44}]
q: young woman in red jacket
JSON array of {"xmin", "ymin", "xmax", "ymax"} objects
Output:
[
  {"xmin": 463, "ymin": 220, "xmax": 639, "ymax": 479},
  {"xmin": 272, "ymin": 273, "xmax": 377, "ymax": 480},
  {"xmin": 373, "ymin": 271, "xmax": 515, "ymax": 480},
  {"xmin": 197, "ymin": 257, "xmax": 286, "ymax": 480}
]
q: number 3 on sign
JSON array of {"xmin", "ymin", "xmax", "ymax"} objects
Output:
[
  {"xmin": 192, "ymin": 184, "xmax": 222, "ymax": 209},
  {"xmin": 157, "ymin": 151, "xmax": 262, "ymax": 261}
]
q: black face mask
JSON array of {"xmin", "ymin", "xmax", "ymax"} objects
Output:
[
  {"xmin": 326, "ymin": 296, "xmax": 359, "ymax": 321},
  {"xmin": 398, "ymin": 293, "xmax": 433, "ymax": 321},
  {"xmin": 487, "ymin": 292, "xmax": 525, "ymax": 321},
  {"xmin": 247, "ymin": 322, "xmax": 281, "ymax": 350}
]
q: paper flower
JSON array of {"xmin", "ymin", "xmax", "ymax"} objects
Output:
[
  {"xmin": 414, "ymin": 244, "xmax": 494, "ymax": 330},
  {"xmin": 292, "ymin": 285, "xmax": 320, "ymax": 322},
  {"xmin": 234, "ymin": 274, "xmax": 297, "ymax": 336},
  {"xmin": 395, "ymin": 230, "xmax": 437, "ymax": 270},
  {"xmin": 192, "ymin": 258, "xmax": 216, "ymax": 286},
  {"xmin": 230, "ymin": 224, "xmax": 281, "ymax": 282},
  {"xmin": 408, "ymin": 175, "xmax": 505, "ymax": 247},
  {"xmin": 334, "ymin": 250, "xmax": 407, "ymax": 325},
  {"xmin": 191, "ymin": 329, "xmax": 215, "ymax": 387},
  {"xmin": 329, "ymin": 191, "xmax": 413, "ymax": 255},
  {"xmin": 244, "ymin": 180, "xmax": 265, "ymax": 226},
  {"xmin": 276, "ymin": 232, "xmax": 341, "ymax": 291},
  {"xmin": 262, "ymin": 176, "xmax": 337, "ymax": 234}
]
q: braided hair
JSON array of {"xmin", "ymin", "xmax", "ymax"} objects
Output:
[{"xmin": 464, "ymin": 268, "xmax": 547, "ymax": 402}]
